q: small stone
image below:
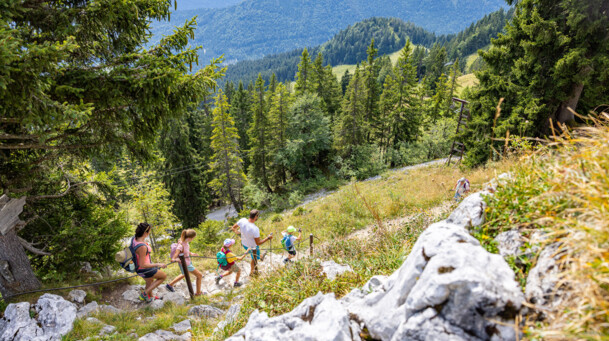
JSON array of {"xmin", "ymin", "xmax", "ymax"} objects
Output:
[
  {"xmin": 123, "ymin": 289, "xmax": 142, "ymax": 303},
  {"xmin": 151, "ymin": 299, "xmax": 165, "ymax": 310},
  {"xmin": 99, "ymin": 304, "xmax": 121, "ymax": 314},
  {"xmin": 163, "ymin": 291, "xmax": 186, "ymax": 306},
  {"xmin": 188, "ymin": 305, "xmax": 224, "ymax": 319},
  {"xmin": 85, "ymin": 317, "xmax": 102, "ymax": 324},
  {"xmin": 172, "ymin": 319, "xmax": 191, "ymax": 333},
  {"xmin": 99, "ymin": 324, "xmax": 116, "ymax": 336},
  {"xmin": 69, "ymin": 289, "xmax": 87, "ymax": 304},
  {"xmin": 77, "ymin": 301, "xmax": 99, "ymax": 318}
]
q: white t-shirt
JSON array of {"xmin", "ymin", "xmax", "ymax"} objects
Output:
[
  {"xmin": 281, "ymin": 232, "xmax": 297, "ymax": 249},
  {"xmin": 237, "ymin": 218, "xmax": 260, "ymax": 248}
]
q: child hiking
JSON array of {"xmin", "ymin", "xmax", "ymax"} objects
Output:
[
  {"xmin": 166, "ymin": 229, "xmax": 205, "ymax": 296},
  {"xmin": 231, "ymin": 209, "xmax": 273, "ymax": 276},
  {"xmin": 281, "ymin": 226, "xmax": 301, "ymax": 264},
  {"xmin": 133, "ymin": 223, "xmax": 168, "ymax": 303},
  {"xmin": 215, "ymin": 239, "xmax": 248, "ymax": 287},
  {"xmin": 454, "ymin": 177, "xmax": 471, "ymax": 201}
]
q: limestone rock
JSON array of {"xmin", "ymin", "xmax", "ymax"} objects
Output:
[
  {"xmin": 446, "ymin": 191, "xmax": 489, "ymax": 229},
  {"xmin": 99, "ymin": 304, "xmax": 121, "ymax": 314},
  {"xmin": 68, "ymin": 290, "xmax": 87, "ymax": 304},
  {"xmin": 525, "ymin": 242, "xmax": 566, "ymax": 310},
  {"xmin": 99, "ymin": 324, "xmax": 116, "ymax": 336},
  {"xmin": 321, "ymin": 261, "xmax": 353, "ymax": 280},
  {"xmin": 361, "ymin": 275, "xmax": 387, "ymax": 294},
  {"xmin": 77, "ymin": 301, "xmax": 99, "ymax": 318},
  {"xmin": 0, "ymin": 302, "xmax": 46, "ymax": 341},
  {"xmin": 139, "ymin": 329, "xmax": 191, "ymax": 341},
  {"xmin": 188, "ymin": 305, "xmax": 224, "ymax": 319},
  {"xmin": 123, "ymin": 288, "xmax": 142, "ymax": 303},
  {"xmin": 85, "ymin": 317, "xmax": 102, "ymax": 324},
  {"xmin": 215, "ymin": 304, "xmax": 241, "ymax": 331},
  {"xmin": 172, "ymin": 320, "xmax": 191, "ymax": 333},
  {"xmin": 163, "ymin": 291, "xmax": 186, "ymax": 306},
  {"xmin": 494, "ymin": 230, "xmax": 524, "ymax": 258},
  {"xmin": 150, "ymin": 299, "xmax": 165, "ymax": 310},
  {"xmin": 34, "ymin": 294, "xmax": 78, "ymax": 339}
]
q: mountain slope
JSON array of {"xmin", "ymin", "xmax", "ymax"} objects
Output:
[
  {"xmin": 151, "ymin": 0, "xmax": 506, "ymax": 63},
  {"xmin": 223, "ymin": 9, "xmax": 512, "ymax": 86}
]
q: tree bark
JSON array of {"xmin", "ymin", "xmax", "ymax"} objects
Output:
[
  {"xmin": 0, "ymin": 229, "xmax": 41, "ymax": 299},
  {"xmin": 557, "ymin": 82, "xmax": 584, "ymax": 123}
]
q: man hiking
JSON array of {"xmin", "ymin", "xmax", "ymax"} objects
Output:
[{"xmin": 231, "ymin": 209, "xmax": 273, "ymax": 276}]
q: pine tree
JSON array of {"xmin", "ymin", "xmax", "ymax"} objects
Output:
[
  {"xmin": 363, "ymin": 40, "xmax": 381, "ymax": 142},
  {"xmin": 295, "ymin": 48, "xmax": 312, "ymax": 95},
  {"xmin": 447, "ymin": 58, "xmax": 461, "ymax": 103},
  {"xmin": 464, "ymin": 0, "xmax": 609, "ymax": 167},
  {"xmin": 378, "ymin": 41, "xmax": 422, "ymax": 158},
  {"xmin": 310, "ymin": 53, "xmax": 342, "ymax": 121},
  {"xmin": 209, "ymin": 91, "xmax": 246, "ymax": 212},
  {"xmin": 268, "ymin": 83, "xmax": 293, "ymax": 186},
  {"xmin": 335, "ymin": 66, "xmax": 366, "ymax": 157},
  {"xmin": 425, "ymin": 43, "xmax": 447, "ymax": 91},
  {"xmin": 341, "ymin": 70, "xmax": 352, "ymax": 95},
  {"xmin": 230, "ymin": 81, "xmax": 252, "ymax": 168},
  {"xmin": 429, "ymin": 73, "xmax": 451, "ymax": 123},
  {"xmin": 159, "ymin": 109, "xmax": 211, "ymax": 230},
  {"xmin": 248, "ymin": 74, "xmax": 273, "ymax": 193}
]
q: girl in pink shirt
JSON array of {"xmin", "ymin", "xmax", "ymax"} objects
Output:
[{"xmin": 166, "ymin": 229, "xmax": 204, "ymax": 295}]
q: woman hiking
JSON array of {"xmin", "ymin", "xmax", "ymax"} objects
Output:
[{"xmin": 133, "ymin": 222, "xmax": 167, "ymax": 302}]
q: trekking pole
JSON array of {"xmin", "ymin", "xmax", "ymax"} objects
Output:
[{"xmin": 179, "ymin": 253, "xmax": 194, "ymax": 300}]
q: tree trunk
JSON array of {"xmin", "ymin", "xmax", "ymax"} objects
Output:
[
  {"xmin": 0, "ymin": 229, "xmax": 41, "ymax": 299},
  {"xmin": 557, "ymin": 82, "xmax": 584, "ymax": 123}
]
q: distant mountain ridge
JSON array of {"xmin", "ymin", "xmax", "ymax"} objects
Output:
[
  {"xmin": 223, "ymin": 9, "xmax": 513, "ymax": 86},
  {"xmin": 151, "ymin": 0, "xmax": 507, "ymax": 64}
]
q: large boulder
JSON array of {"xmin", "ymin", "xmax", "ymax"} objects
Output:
[
  {"xmin": 34, "ymin": 294, "xmax": 78, "ymax": 339},
  {"xmin": 227, "ymin": 293, "xmax": 354, "ymax": 341},
  {"xmin": 0, "ymin": 302, "xmax": 46, "ymax": 341},
  {"xmin": 68, "ymin": 290, "xmax": 87, "ymax": 305}
]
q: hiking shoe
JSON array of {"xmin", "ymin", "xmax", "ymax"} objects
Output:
[
  {"xmin": 139, "ymin": 292, "xmax": 152, "ymax": 303},
  {"xmin": 283, "ymin": 258, "xmax": 289, "ymax": 264},
  {"xmin": 165, "ymin": 284, "xmax": 175, "ymax": 292},
  {"xmin": 215, "ymin": 275, "xmax": 222, "ymax": 284},
  {"xmin": 234, "ymin": 282, "xmax": 242, "ymax": 287}
]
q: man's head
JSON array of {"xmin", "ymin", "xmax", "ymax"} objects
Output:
[{"xmin": 249, "ymin": 209, "xmax": 260, "ymax": 222}]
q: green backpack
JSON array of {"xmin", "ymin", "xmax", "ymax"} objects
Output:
[{"xmin": 216, "ymin": 250, "xmax": 228, "ymax": 267}]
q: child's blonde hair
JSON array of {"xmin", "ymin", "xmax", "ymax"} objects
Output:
[{"xmin": 179, "ymin": 229, "xmax": 197, "ymax": 243}]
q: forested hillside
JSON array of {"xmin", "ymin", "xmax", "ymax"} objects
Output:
[
  {"xmin": 172, "ymin": 0, "xmax": 242, "ymax": 10},
  {"xmin": 150, "ymin": 0, "xmax": 506, "ymax": 63},
  {"xmin": 223, "ymin": 9, "xmax": 513, "ymax": 86}
]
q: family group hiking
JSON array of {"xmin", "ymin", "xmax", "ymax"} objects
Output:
[{"xmin": 118, "ymin": 209, "xmax": 303, "ymax": 303}]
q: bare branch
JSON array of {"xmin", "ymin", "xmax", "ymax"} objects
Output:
[
  {"xmin": 18, "ymin": 236, "xmax": 51, "ymax": 256},
  {"xmin": 0, "ymin": 134, "xmax": 39, "ymax": 140}
]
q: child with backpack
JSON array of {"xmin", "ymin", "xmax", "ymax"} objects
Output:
[
  {"xmin": 454, "ymin": 177, "xmax": 471, "ymax": 201},
  {"xmin": 215, "ymin": 239, "xmax": 248, "ymax": 287},
  {"xmin": 281, "ymin": 226, "xmax": 301, "ymax": 264},
  {"xmin": 165, "ymin": 229, "xmax": 205, "ymax": 296}
]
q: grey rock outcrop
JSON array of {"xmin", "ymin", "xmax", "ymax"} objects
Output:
[
  {"xmin": 34, "ymin": 294, "xmax": 78, "ymax": 339},
  {"xmin": 188, "ymin": 305, "xmax": 224, "ymax": 319},
  {"xmin": 494, "ymin": 230, "xmax": 524, "ymax": 258},
  {"xmin": 525, "ymin": 242, "xmax": 566, "ymax": 310},
  {"xmin": 215, "ymin": 304, "xmax": 241, "ymax": 332},
  {"xmin": 0, "ymin": 295, "xmax": 77, "ymax": 341},
  {"xmin": 139, "ymin": 330, "xmax": 191, "ymax": 341},
  {"xmin": 446, "ymin": 191, "xmax": 489, "ymax": 229},
  {"xmin": 321, "ymin": 261, "xmax": 353, "ymax": 280},
  {"xmin": 172, "ymin": 320, "xmax": 192, "ymax": 333},
  {"xmin": 0, "ymin": 302, "xmax": 45, "ymax": 341}
]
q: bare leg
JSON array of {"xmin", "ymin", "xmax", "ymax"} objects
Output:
[
  {"xmin": 191, "ymin": 269, "xmax": 203, "ymax": 294},
  {"xmin": 145, "ymin": 270, "xmax": 167, "ymax": 297},
  {"xmin": 235, "ymin": 268, "xmax": 241, "ymax": 282},
  {"xmin": 169, "ymin": 274, "xmax": 185, "ymax": 287}
]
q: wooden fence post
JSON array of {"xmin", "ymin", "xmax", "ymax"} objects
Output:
[
  {"xmin": 179, "ymin": 253, "xmax": 194, "ymax": 300},
  {"xmin": 309, "ymin": 234, "xmax": 313, "ymax": 256}
]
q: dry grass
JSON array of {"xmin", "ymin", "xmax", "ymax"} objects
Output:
[{"xmin": 482, "ymin": 111, "xmax": 609, "ymax": 339}]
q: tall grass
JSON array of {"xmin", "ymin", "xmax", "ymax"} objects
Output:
[{"xmin": 479, "ymin": 112, "xmax": 609, "ymax": 339}]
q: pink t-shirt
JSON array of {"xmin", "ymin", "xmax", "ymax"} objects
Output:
[
  {"xmin": 132, "ymin": 239, "xmax": 152, "ymax": 270},
  {"xmin": 177, "ymin": 241, "xmax": 191, "ymax": 264}
]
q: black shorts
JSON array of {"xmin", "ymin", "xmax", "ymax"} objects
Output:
[
  {"xmin": 287, "ymin": 249, "xmax": 296, "ymax": 256},
  {"xmin": 137, "ymin": 267, "xmax": 158, "ymax": 279}
]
